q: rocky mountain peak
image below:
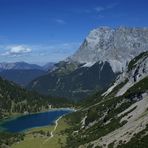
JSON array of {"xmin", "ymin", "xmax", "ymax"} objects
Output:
[{"xmin": 71, "ymin": 26, "xmax": 148, "ymax": 73}]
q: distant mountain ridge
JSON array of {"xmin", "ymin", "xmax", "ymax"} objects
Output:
[
  {"xmin": 0, "ymin": 62, "xmax": 43, "ymax": 71},
  {"xmin": 0, "ymin": 62, "xmax": 55, "ymax": 86},
  {"xmin": 0, "ymin": 69, "xmax": 47, "ymax": 86},
  {"xmin": 0, "ymin": 61, "xmax": 55, "ymax": 71},
  {"xmin": 42, "ymin": 62, "xmax": 55, "ymax": 71}
]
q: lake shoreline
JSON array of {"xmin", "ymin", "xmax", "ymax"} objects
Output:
[
  {"xmin": 0, "ymin": 107, "xmax": 76, "ymax": 133},
  {"xmin": 20, "ymin": 107, "xmax": 76, "ymax": 133},
  {"xmin": 0, "ymin": 107, "xmax": 76, "ymax": 122}
]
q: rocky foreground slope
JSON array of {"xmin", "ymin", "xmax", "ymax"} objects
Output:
[{"xmin": 64, "ymin": 51, "xmax": 148, "ymax": 148}]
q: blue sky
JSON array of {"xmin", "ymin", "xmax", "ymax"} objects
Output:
[{"xmin": 0, "ymin": 0, "xmax": 147, "ymax": 65}]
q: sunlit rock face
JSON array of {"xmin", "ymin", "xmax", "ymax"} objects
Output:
[{"xmin": 71, "ymin": 26, "xmax": 148, "ymax": 73}]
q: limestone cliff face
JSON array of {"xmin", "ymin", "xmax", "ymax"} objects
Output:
[{"xmin": 71, "ymin": 27, "xmax": 148, "ymax": 72}]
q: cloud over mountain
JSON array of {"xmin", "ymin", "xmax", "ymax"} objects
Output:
[{"xmin": 2, "ymin": 45, "xmax": 32, "ymax": 56}]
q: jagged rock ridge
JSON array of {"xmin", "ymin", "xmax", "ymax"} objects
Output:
[{"xmin": 71, "ymin": 26, "xmax": 148, "ymax": 72}]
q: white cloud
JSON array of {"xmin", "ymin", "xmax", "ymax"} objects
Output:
[
  {"xmin": 2, "ymin": 45, "xmax": 32, "ymax": 56},
  {"xmin": 0, "ymin": 42, "xmax": 80, "ymax": 64},
  {"xmin": 55, "ymin": 19, "xmax": 66, "ymax": 25}
]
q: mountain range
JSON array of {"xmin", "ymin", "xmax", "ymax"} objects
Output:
[
  {"xmin": 0, "ymin": 62, "xmax": 55, "ymax": 86},
  {"xmin": 27, "ymin": 27, "xmax": 148, "ymax": 100},
  {"xmin": 0, "ymin": 61, "xmax": 55, "ymax": 71}
]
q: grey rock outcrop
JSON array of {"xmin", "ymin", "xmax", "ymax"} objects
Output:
[{"xmin": 71, "ymin": 27, "xmax": 148, "ymax": 72}]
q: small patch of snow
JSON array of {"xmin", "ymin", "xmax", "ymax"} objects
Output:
[{"xmin": 82, "ymin": 62, "xmax": 95, "ymax": 67}]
